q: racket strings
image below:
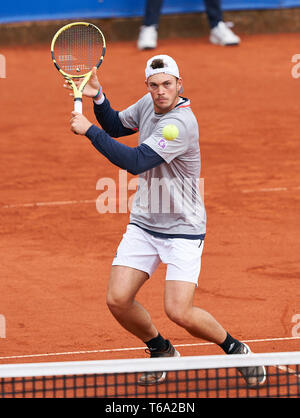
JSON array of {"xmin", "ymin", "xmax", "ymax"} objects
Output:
[{"xmin": 54, "ymin": 25, "xmax": 103, "ymax": 76}]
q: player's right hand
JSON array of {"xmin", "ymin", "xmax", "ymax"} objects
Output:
[{"xmin": 63, "ymin": 67, "xmax": 102, "ymax": 99}]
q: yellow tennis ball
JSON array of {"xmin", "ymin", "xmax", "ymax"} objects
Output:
[{"xmin": 162, "ymin": 124, "xmax": 179, "ymax": 141}]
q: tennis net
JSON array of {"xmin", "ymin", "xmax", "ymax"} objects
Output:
[{"xmin": 0, "ymin": 351, "xmax": 299, "ymax": 398}]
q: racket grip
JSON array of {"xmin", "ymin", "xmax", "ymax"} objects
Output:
[{"xmin": 74, "ymin": 98, "xmax": 82, "ymax": 114}]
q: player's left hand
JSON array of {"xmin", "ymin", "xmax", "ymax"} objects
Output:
[
  {"xmin": 70, "ymin": 112, "xmax": 92, "ymax": 135},
  {"xmin": 64, "ymin": 67, "xmax": 102, "ymax": 99}
]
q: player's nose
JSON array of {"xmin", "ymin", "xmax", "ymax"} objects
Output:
[{"xmin": 157, "ymin": 85, "xmax": 165, "ymax": 95}]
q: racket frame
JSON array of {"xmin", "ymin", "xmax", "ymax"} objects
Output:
[{"xmin": 51, "ymin": 21, "xmax": 106, "ymax": 113}]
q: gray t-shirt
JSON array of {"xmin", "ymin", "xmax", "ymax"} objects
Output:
[{"xmin": 118, "ymin": 93, "xmax": 206, "ymax": 237}]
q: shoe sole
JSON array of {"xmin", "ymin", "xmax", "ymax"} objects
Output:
[
  {"xmin": 209, "ymin": 35, "xmax": 240, "ymax": 46},
  {"xmin": 138, "ymin": 45, "xmax": 156, "ymax": 51},
  {"xmin": 138, "ymin": 349, "xmax": 180, "ymax": 386},
  {"xmin": 238, "ymin": 343, "xmax": 266, "ymax": 387}
]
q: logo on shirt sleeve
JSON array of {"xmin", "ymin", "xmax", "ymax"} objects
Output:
[{"xmin": 157, "ymin": 138, "xmax": 167, "ymax": 149}]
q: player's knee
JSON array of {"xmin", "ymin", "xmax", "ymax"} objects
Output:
[
  {"xmin": 106, "ymin": 290, "xmax": 131, "ymax": 312},
  {"xmin": 165, "ymin": 305, "xmax": 191, "ymax": 329}
]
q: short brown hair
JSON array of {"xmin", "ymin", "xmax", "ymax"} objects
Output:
[{"xmin": 150, "ymin": 58, "xmax": 165, "ymax": 70}]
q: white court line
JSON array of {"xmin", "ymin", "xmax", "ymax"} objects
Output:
[
  {"xmin": 243, "ymin": 187, "xmax": 287, "ymax": 193},
  {"xmin": 242, "ymin": 186, "xmax": 300, "ymax": 194},
  {"xmin": 2, "ymin": 186, "xmax": 300, "ymax": 209},
  {"xmin": 2, "ymin": 199, "xmax": 96, "ymax": 209},
  {"xmin": 0, "ymin": 336, "xmax": 299, "ymax": 361},
  {"xmin": 2, "ymin": 185, "xmax": 300, "ymax": 209},
  {"xmin": 277, "ymin": 365, "xmax": 300, "ymax": 379}
]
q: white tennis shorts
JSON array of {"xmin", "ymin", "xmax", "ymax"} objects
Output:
[{"xmin": 112, "ymin": 224, "xmax": 204, "ymax": 285}]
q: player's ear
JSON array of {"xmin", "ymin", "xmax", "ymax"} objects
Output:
[{"xmin": 177, "ymin": 77, "xmax": 183, "ymax": 95}]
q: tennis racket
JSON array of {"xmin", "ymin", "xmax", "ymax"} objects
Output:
[{"xmin": 51, "ymin": 22, "xmax": 106, "ymax": 113}]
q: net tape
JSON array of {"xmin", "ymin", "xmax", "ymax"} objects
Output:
[{"xmin": 0, "ymin": 351, "xmax": 299, "ymax": 398}]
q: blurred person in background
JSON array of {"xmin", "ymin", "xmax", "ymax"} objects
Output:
[{"xmin": 138, "ymin": 0, "xmax": 240, "ymax": 50}]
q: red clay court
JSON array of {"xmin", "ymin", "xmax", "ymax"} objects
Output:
[{"xmin": 0, "ymin": 33, "xmax": 299, "ymax": 372}]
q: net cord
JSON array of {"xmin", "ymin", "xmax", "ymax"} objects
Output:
[{"xmin": 0, "ymin": 351, "xmax": 299, "ymax": 379}]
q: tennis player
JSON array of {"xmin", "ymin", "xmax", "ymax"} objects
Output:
[{"xmin": 69, "ymin": 55, "xmax": 265, "ymax": 387}]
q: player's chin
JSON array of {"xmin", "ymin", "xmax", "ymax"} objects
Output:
[{"xmin": 155, "ymin": 99, "xmax": 172, "ymax": 112}]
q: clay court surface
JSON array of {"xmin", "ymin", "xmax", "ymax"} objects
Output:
[{"xmin": 0, "ymin": 32, "xmax": 299, "ymax": 366}]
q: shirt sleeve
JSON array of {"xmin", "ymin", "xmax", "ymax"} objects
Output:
[
  {"xmin": 93, "ymin": 95, "xmax": 137, "ymax": 138},
  {"xmin": 142, "ymin": 117, "xmax": 189, "ymax": 163},
  {"xmin": 118, "ymin": 95, "xmax": 150, "ymax": 131},
  {"xmin": 85, "ymin": 125, "xmax": 164, "ymax": 175}
]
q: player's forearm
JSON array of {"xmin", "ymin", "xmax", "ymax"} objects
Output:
[
  {"xmin": 85, "ymin": 125, "xmax": 163, "ymax": 175},
  {"xmin": 93, "ymin": 95, "xmax": 136, "ymax": 138}
]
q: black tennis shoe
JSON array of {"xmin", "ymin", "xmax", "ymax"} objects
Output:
[
  {"xmin": 233, "ymin": 343, "xmax": 266, "ymax": 387},
  {"xmin": 138, "ymin": 340, "xmax": 180, "ymax": 385}
]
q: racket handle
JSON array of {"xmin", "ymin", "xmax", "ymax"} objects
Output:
[{"xmin": 74, "ymin": 98, "xmax": 82, "ymax": 114}]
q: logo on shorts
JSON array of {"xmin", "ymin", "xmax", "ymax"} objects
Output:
[{"xmin": 157, "ymin": 138, "xmax": 167, "ymax": 149}]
